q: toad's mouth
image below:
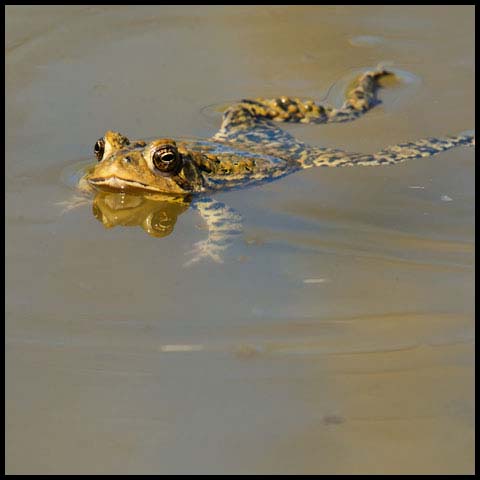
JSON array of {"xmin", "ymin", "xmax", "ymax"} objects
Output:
[{"xmin": 88, "ymin": 176, "xmax": 162, "ymax": 192}]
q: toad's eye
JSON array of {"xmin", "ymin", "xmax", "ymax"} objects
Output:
[
  {"xmin": 94, "ymin": 138, "xmax": 105, "ymax": 161},
  {"xmin": 152, "ymin": 147, "xmax": 181, "ymax": 172}
]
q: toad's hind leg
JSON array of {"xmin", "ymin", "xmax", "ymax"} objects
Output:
[
  {"xmin": 217, "ymin": 67, "xmax": 394, "ymax": 135},
  {"xmin": 304, "ymin": 132, "xmax": 474, "ymax": 169}
]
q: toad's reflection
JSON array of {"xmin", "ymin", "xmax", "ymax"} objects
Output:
[
  {"xmin": 90, "ymin": 192, "xmax": 243, "ymax": 265},
  {"xmin": 92, "ymin": 191, "xmax": 191, "ymax": 238}
]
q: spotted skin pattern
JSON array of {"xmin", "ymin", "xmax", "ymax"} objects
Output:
[
  {"xmin": 192, "ymin": 67, "xmax": 473, "ymax": 263},
  {"xmin": 213, "ymin": 68, "xmax": 474, "ymax": 174},
  {"xmin": 84, "ymin": 67, "xmax": 474, "ymax": 264}
]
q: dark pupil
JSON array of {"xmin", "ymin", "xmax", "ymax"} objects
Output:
[
  {"xmin": 94, "ymin": 140, "xmax": 105, "ymax": 161},
  {"xmin": 161, "ymin": 152, "xmax": 175, "ymax": 162}
]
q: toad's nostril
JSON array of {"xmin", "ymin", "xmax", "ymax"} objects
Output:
[{"xmin": 123, "ymin": 156, "xmax": 133, "ymax": 164}]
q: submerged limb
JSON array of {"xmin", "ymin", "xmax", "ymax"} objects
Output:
[
  {"xmin": 300, "ymin": 133, "xmax": 475, "ymax": 169},
  {"xmin": 184, "ymin": 197, "xmax": 243, "ymax": 266},
  {"xmin": 56, "ymin": 193, "xmax": 92, "ymax": 214}
]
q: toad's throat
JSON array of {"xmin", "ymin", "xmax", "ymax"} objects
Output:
[{"xmin": 88, "ymin": 176, "xmax": 160, "ymax": 192}]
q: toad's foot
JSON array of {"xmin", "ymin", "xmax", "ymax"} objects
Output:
[
  {"xmin": 56, "ymin": 193, "xmax": 92, "ymax": 214},
  {"xmin": 184, "ymin": 197, "xmax": 243, "ymax": 267}
]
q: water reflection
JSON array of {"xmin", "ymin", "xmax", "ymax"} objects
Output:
[
  {"xmin": 91, "ymin": 191, "xmax": 191, "ymax": 238},
  {"xmin": 90, "ymin": 191, "xmax": 243, "ymax": 265}
]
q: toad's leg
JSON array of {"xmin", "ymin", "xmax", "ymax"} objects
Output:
[
  {"xmin": 184, "ymin": 197, "xmax": 243, "ymax": 267},
  {"xmin": 301, "ymin": 132, "xmax": 474, "ymax": 168},
  {"xmin": 218, "ymin": 67, "xmax": 394, "ymax": 133}
]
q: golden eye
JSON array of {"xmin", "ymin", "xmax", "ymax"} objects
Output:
[
  {"xmin": 152, "ymin": 147, "xmax": 181, "ymax": 172},
  {"xmin": 94, "ymin": 138, "xmax": 105, "ymax": 161}
]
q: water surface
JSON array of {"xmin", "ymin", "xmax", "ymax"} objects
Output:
[{"xmin": 5, "ymin": 5, "xmax": 474, "ymax": 474}]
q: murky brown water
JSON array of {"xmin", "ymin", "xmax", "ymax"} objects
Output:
[{"xmin": 5, "ymin": 5, "xmax": 474, "ymax": 474}]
